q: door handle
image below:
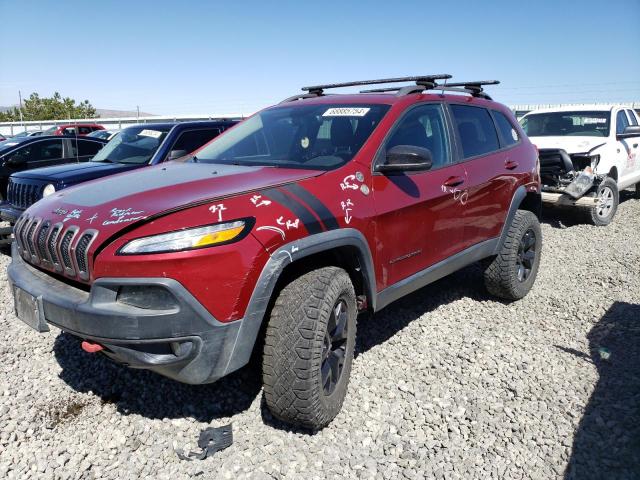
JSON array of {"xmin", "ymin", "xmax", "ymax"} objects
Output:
[
  {"xmin": 443, "ymin": 176, "xmax": 465, "ymax": 187},
  {"xmin": 504, "ymin": 160, "xmax": 519, "ymax": 170}
]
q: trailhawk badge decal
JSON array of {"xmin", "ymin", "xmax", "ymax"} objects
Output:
[{"xmin": 102, "ymin": 207, "xmax": 146, "ymax": 226}]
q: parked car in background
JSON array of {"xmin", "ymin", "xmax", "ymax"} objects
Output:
[
  {"xmin": 42, "ymin": 123, "xmax": 105, "ymax": 136},
  {"xmin": 87, "ymin": 129, "xmax": 119, "ymax": 140},
  {"xmin": 520, "ymin": 105, "xmax": 640, "ymax": 225},
  {"xmin": 0, "ymin": 121, "xmax": 237, "ymax": 227},
  {"xmin": 8, "ymin": 76, "xmax": 542, "ymax": 429},
  {"xmin": 0, "ymin": 135, "xmax": 107, "ymax": 201},
  {"xmin": 8, "ymin": 130, "xmax": 43, "ymax": 138}
]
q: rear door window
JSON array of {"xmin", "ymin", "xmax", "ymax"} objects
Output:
[
  {"xmin": 78, "ymin": 126, "xmax": 92, "ymax": 135},
  {"xmin": 450, "ymin": 104, "xmax": 500, "ymax": 159},
  {"xmin": 492, "ymin": 110, "xmax": 519, "ymax": 147},
  {"xmin": 626, "ymin": 110, "xmax": 638, "ymax": 126}
]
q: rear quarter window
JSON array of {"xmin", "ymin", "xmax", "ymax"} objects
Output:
[
  {"xmin": 450, "ymin": 104, "xmax": 500, "ymax": 158},
  {"xmin": 492, "ymin": 110, "xmax": 519, "ymax": 147}
]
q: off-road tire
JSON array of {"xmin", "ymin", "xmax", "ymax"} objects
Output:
[
  {"xmin": 262, "ymin": 267, "xmax": 357, "ymax": 429},
  {"xmin": 587, "ymin": 177, "xmax": 619, "ymax": 226},
  {"xmin": 484, "ymin": 210, "xmax": 542, "ymax": 300}
]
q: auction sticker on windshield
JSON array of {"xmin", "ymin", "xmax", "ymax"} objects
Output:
[
  {"xmin": 323, "ymin": 107, "xmax": 371, "ymax": 117},
  {"xmin": 139, "ymin": 129, "xmax": 163, "ymax": 138}
]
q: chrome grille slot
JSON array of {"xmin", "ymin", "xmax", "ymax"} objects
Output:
[
  {"xmin": 25, "ymin": 219, "xmax": 39, "ymax": 259},
  {"xmin": 37, "ymin": 222, "xmax": 51, "ymax": 261},
  {"xmin": 75, "ymin": 230, "xmax": 97, "ymax": 280},
  {"xmin": 59, "ymin": 230, "xmax": 75, "ymax": 271},
  {"xmin": 14, "ymin": 216, "xmax": 27, "ymax": 254},
  {"xmin": 47, "ymin": 225, "xmax": 62, "ymax": 270}
]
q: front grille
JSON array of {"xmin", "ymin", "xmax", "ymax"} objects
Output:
[
  {"xmin": 8, "ymin": 179, "xmax": 43, "ymax": 210},
  {"xmin": 59, "ymin": 231, "xmax": 75, "ymax": 270},
  {"xmin": 16, "ymin": 217, "xmax": 96, "ymax": 280}
]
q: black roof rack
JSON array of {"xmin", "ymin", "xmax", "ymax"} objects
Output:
[
  {"xmin": 301, "ymin": 75, "xmax": 452, "ymax": 95},
  {"xmin": 281, "ymin": 76, "xmax": 500, "ymax": 104},
  {"xmin": 361, "ymin": 79, "xmax": 500, "ymax": 100},
  {"xmin": 279, "ymin": 75, "xmax": 452, "ymax": 103}
]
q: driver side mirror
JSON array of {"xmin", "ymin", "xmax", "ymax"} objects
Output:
[
  {"xmin": 617, "ymin": 125, "xmax": 640, "ymax": 140},
  {"xmin": 377, "ymin": 145, "xmax": 433, "ymax": 173},
  {"xmin": 168, "ymin": 149, "xmax": 187, "ymax": 160}
]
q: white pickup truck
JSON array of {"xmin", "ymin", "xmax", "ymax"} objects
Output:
[{"xmin": 520, "ymin": 105, "xmax": 640, "ymax": 225}]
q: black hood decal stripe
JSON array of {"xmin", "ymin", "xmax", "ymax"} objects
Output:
[
  {"xmin": 261, "ymin": 188, "xmax": 324, "ymax": 235},
  {"xmin": 283, "ymin": 184, "xmax": 340, "ymax": 231}
]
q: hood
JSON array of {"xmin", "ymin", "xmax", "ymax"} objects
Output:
[
  {"xmin": 26, "ymin": 161, "xmax": 322, "ymax": 239},
  {"xmin": 12, "ymin": 161, "xmax": 142, "ymax": 184},
  {"xmin": 529, "ymin": 136, "xmax": 607, "ymax": 155}
]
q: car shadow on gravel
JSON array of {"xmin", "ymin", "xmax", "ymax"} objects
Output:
[
  {"xmin": 560, "ymin": 301, "xmax": 640, "ymax": 479},
  {"xmin": 542, "ymin": 190, "xmax": 638, "ymax": 229},
  {"xmin": 52, "ymin": 333, "xmax": 263, "ymax": 423},
  {"xmin": 354, "ymin": 261, "xmax": 493, "ymax": 358},
  {"xmin": 52, "ymin": 261, "xmax": 494, "ymax": 433}
]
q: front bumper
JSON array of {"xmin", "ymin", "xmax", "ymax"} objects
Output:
[
  {"xmin": 0, "ymin": 203, "xmax": 22, "ymax": 224},
  {"xmin": 7, "ymin": 246, "xmax": 247, "ymax": 384}
]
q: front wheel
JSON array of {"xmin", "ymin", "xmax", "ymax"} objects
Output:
[
  {"xmin": 588, "ymin": 177, "xmax": 619, "ymax": 226},
  {"xmin": 262, "ymin": 267, "xmax": 357, "ymax": 429},
  {"xmin": 484, "ymin": 210, "xmax": 542, "ymax": 300}
]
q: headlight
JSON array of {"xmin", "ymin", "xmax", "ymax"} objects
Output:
[
  {"xmin": 42, "ymin": 184, "xmax": 56, "ymax": 197},
  {"xmin": 590, "ymin": 154, "xmax": 600, "ymax": 169},
  {"xmin": 118, "ymin": 220, "xmax": 248, "ymax": 255}
]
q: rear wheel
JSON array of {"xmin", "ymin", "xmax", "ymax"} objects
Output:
[
  {"xmin": 635, "ymin": 181, "xmax": 640, "ymax": 199},
  {"xmin": 262, "ymin": 267, "xmax": 357, "ymax": 429},
  {"xmin": 484, "ymin": 210, "xmax": 542, "ymax": 300},
  {"xmin": 588, "ymin": 177, "xmax": 619, "ymax": 226}
]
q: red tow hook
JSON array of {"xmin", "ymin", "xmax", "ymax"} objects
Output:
[{"xmin": 81, "ymin": 341, "xmax": 104, "ymax": 353}]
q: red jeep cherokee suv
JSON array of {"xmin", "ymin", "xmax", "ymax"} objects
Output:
[{"xmin": 9, "ymin": 76, "xmax": 542, "ymax": 429}]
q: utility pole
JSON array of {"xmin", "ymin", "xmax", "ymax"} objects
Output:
[
  {"xmin": 136, "ymin": 105, "xmax": 140, "ymax": 121},
  {"xmin": 18, "ymin": 90, "xmax": 24, "ymax": 128}
]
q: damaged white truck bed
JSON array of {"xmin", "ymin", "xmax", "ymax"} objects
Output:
[{"xmin": 520, "ymin": 105, "xmax": 640, "ymax": 225}]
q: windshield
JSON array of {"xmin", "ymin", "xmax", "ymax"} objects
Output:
[
  {"xmin": 191, "ymin": 104, "xmax": 390, "ymax": 170},
  {"xmin": 521, "ymin": 111, "xmax": 610, "ymax": 137},
  {"xmin": 91, "ymin": 126, "xmax": 170, "ymax": 164}
]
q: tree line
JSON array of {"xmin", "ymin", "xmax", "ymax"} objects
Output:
[{"xmin": 0, "ymin": 92, "xmax": 97, "ymax": 122}]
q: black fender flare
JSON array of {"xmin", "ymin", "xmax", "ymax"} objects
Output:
[
  {"xmin": 493, "ymin": 185, "xmax": 528, "ymax": 256},
  {"xmin": 223, "ymin": 228, "xmax": 376, "ymax": 375}
]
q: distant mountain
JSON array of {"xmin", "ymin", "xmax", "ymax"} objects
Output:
[
  {"xmin": 95, "ymin": 108, "xmax": 155, "ymax": 118},
  {"xmin": 0, "ymin": 106, "xmax": 155, "ymax": 118}
]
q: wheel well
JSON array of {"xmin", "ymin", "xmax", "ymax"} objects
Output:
[
  {"xmin": 519, "ymin": 191, "xmax": 542, "ymax": 220},
  {"xmin": 275, "ymin": 246, "xmax": 369, "ymax": 305},
  {"xmin": 608, "ymin": 167, "xmax": 618, "ymax": 181}
]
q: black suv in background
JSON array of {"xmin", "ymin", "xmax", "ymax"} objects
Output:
[
  {"xmin": 0, "ymin": 135, "xmax": 107, "ymax": 200},
  {"xmin": 0, "ymin": 121, "xmax": 238, "ymax": 229}
]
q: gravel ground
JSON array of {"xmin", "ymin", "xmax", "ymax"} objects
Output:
[{"xmin": 1, "ymin": 192, "xmax": 639, "ymax": 480}]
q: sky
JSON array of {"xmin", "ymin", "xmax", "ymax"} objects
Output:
[{"xmin": 1, "ymin": 0, "xmax": 639, "ymax": 116}]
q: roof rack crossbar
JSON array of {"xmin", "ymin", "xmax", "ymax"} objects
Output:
[
  {"xmin": 301, "ymin": 74, "xmax": 452, "ymax": 95},
  {"xmin": 361, "ymin": 79, "xmax": 500, "ymax": 99}
]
